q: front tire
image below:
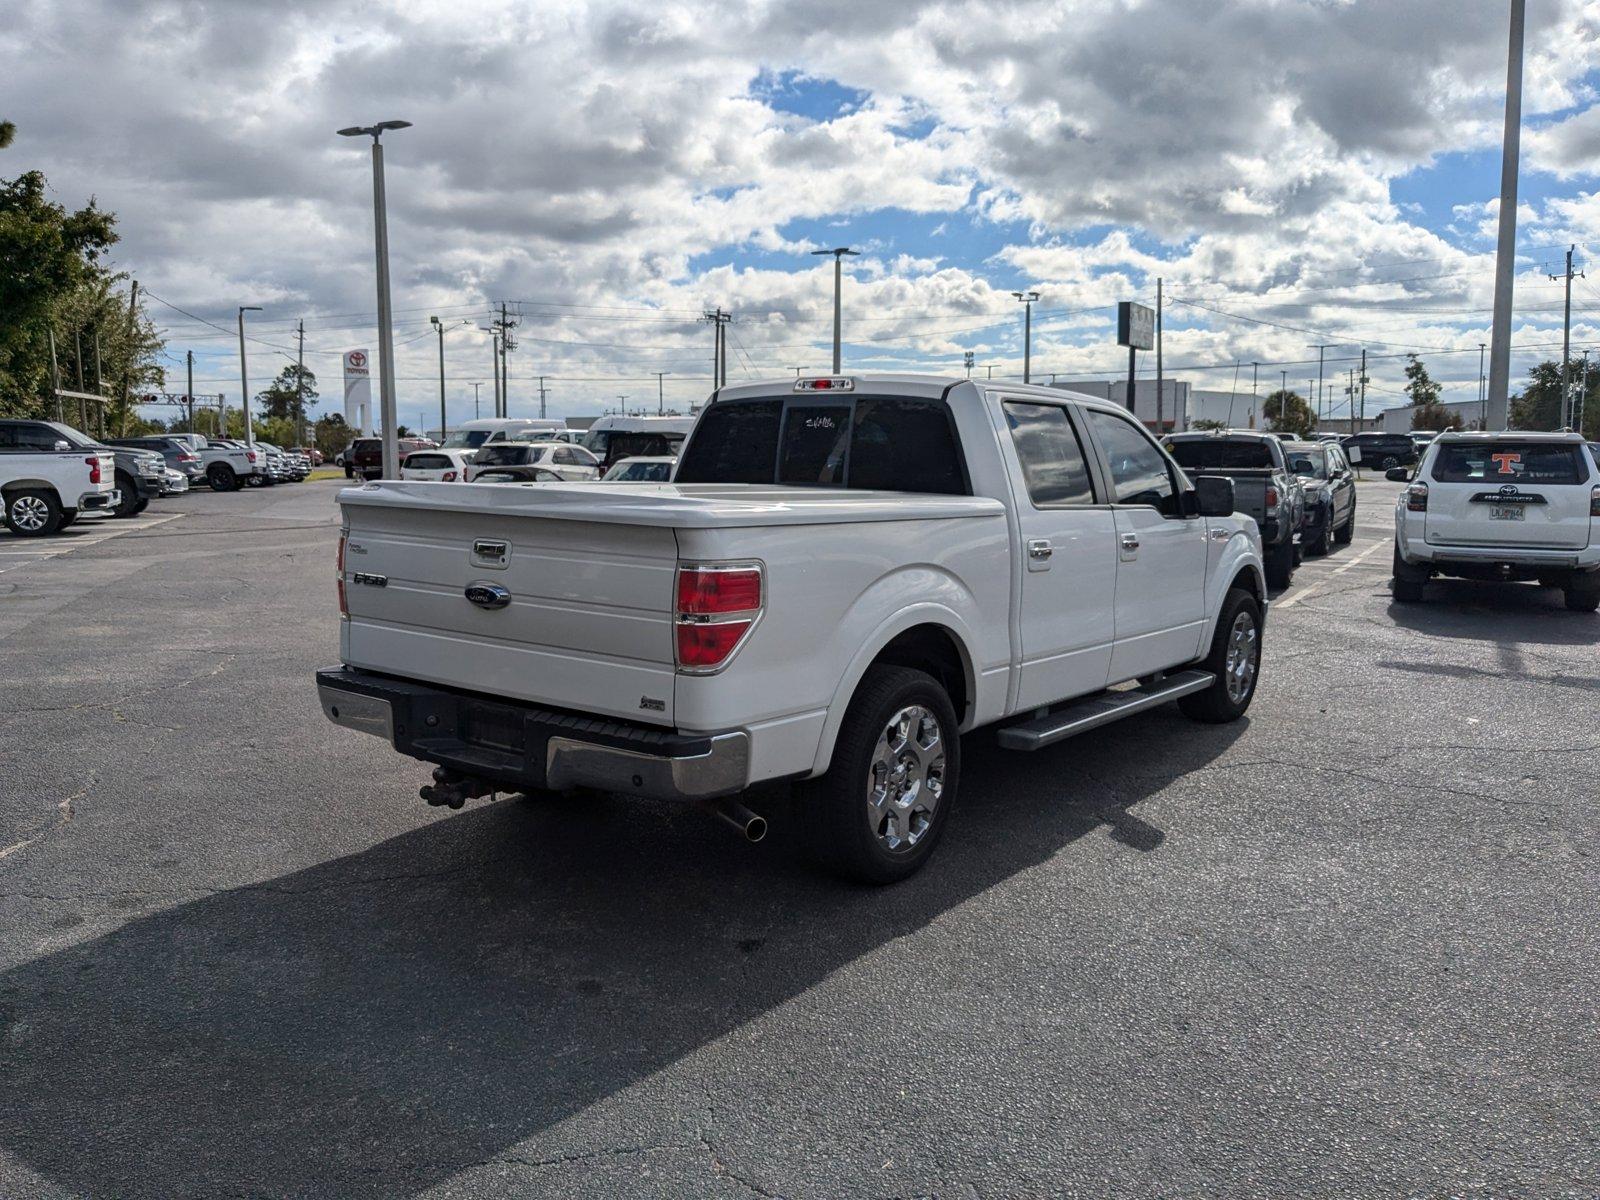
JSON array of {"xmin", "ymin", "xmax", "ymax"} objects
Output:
[
  {"xmin": 4, "ymin": 489, "xmax": 64, "ymax": 537},
  {"xmin": 1333, "ymin": 506, "xmax": 1355, "ymax": 545},
  {"xmin": 801, "ymin": 665, "xmax": 960, "ymax": 885},
  {"xmin": 113, "ymin": 473, "xmax": 141, "ymax": 518},
  {"xmin": 1179, "ymin": 588, "xmax": 1262, "ymax": 724},
  {"xmin": 1305, "ymin": 517, "xmax": 1330, "ymax": 557}
]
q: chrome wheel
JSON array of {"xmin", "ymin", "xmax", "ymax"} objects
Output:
[
  {"xmin": 9, "ymin": 495, "xmax": 49, "ymax": 533},
  {"xmin": 1223, "ymin": 611, "xmax": 1258, "ymax": 704},
  {"xmin": 866, "ymin": 704, "xmax": 945, "ymax": 852}
]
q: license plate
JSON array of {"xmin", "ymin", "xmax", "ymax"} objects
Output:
[{"xmin": 1489, "ymin": 506, "xmax": 1524, "ymax": 521}]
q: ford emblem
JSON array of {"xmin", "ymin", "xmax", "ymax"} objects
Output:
[{"xmin": 465, "ymin": 581, "xmax": 512, "ymax": 610}]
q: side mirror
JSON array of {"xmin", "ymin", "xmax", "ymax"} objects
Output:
[
  {"xmin": 53, "ymin": 440, "xmax": 73, "ymax": 452},
  {"xmin": 1193, "ymin": 475, "xmax": 1235, "ymax": 518},
  {"xmin": 1385, "ymin": 466, "xmax": 1411, "ymax": 482}
]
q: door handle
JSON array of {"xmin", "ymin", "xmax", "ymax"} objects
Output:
[
  {"xmin": 1027, "ymin": 538, "xmax": 1054, "ymax": 561},
  {"xmin": 1120, "ymin": 533, "xmax": 1140, "ymax": 551}
]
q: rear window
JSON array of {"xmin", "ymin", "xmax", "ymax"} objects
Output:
[
  {"xmin": 351, "ymin": 439, "xmax": 381, "ymax": 454},
  {"xmin": 1431, "ymin": 443, "xmax": 1586, "ymax": 485},
  {"xmin": 405, "ymin": 453, "xmax": 451, "ymax": 469},
  {"xmin": 472, "ymin": 445, "xmax": 529, "ymax": 467},
  {"xmin": 1166, "ymin": 439, "xmax": 1275, "ymax": 469},
  {"xmin": 676, "ymin": 396, "xmax": 966, "ymax": 494}
]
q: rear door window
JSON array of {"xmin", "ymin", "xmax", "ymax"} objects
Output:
[
  {"xmin": 1003, "ymin": 402, "xmax": 1097, "ymax": 506},
  {"xmin": 1431, "ymin": 443, "xmax": 1586, "ymax": 485}
]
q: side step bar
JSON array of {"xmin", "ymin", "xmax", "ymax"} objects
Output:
[{"xmin": 996, "ymin": 670, "xmax": 1215, "ymax": 752}]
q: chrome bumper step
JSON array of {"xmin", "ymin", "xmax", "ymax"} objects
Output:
[{"xmin": 996, "ymin": 670, "xmax": 1215, "ymax": 752}]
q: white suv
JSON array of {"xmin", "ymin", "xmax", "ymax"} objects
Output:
[{"xmin": 1390, "ymin": 431, "xmax": 1599, "ymax": 611}]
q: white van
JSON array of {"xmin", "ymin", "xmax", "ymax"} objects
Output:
[
  {"xmin": 438, "ymin": 418, "xmax": 567, "ymax": 460},
  {"xmin": 581, "ymin": 415, "xmax": 697, "ymax": 469}
]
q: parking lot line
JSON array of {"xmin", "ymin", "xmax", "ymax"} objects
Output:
[
  {"xmin": 1274, "ymin": 536, "xmax": 1391, "ymax": 610},
  {"xmin": 0, "ymin": 513, "xmax": 183, "ymax": 574}
]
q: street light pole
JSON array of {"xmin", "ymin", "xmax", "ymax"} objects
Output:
[
  {"xmin": 1012, "ymin": 291, "xmax": 1040, "ymax": 384},
  {"xmin": 811, "ymin": 247, "xmax": 858, "ymax": 373},
  {"xmin": 430, "ymin": 316, "xmax": 447, "ymax": 440},
  {"xmin": 1486, "ymin": 0, "xmax": 1525, "ymax": 430},
  {"xmin": 338, "ymin": 119, "xmax": 412, "ymax": 478},
  {"xmin": 472, "ymin": 382, "xmax": 481, "ymax": 419},
  {"xmin": 652, "ymin": 371, "xmax": 668, "ymax": 415},
  {"xmin": 237, "ymin": 305, "xmax": 261, "ymax": 448},
  {"xmin": 1478, "ymin": 342, "xmax": 1487, "ymax": 429}
]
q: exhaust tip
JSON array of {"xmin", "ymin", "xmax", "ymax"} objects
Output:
[{"xmin": 744, "ymin": 815, "xmax": 768, "ymax": 843}]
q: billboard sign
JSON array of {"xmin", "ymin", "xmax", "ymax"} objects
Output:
[
  {"xmin": 1117, "ymin": 302, "xmax": 1155, "ymax": 351},
  {"xmin": 343, "ymin": 349, "xmax": 372, "ymax": 434}
]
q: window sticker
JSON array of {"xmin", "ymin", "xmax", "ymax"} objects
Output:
[{"xmin": 1491, "ymin": 452, "xmax": 1523, "ymax": 475}]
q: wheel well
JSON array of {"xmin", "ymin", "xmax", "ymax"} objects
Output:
[
  {"xmin": 1229, "ymin": 567, "xmax": 1264, "ymax": 608},
  {"xmin": 868, "ymin": 624, "xmax": 970, "ymax": 725},
  {"xmin": 2, "ymin": 481, "xmax": 59, "ymax": 499}
]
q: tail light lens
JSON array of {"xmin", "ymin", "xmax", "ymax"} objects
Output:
[
  {"xmin": 1590, "ymin": 485, "xmax": 1600, "ymax": 517},
  {"xmin": 247, "ymin": 451, "xmax": 258, "ymax": 463},
  {"xmin": 1264, "ymin": 485, "xmax": 1279, "ymax": 510},
  {"xmin": 1407, "ymin": 483, "xmax": 1429, "ymax": 512},
  {"xmin": 675, "ymin": 563, "xmax": 763, "ymax": 672},
  {"xmin": 85, "ymin": 456, "xmax": 101, "ymax": 484},
  {"xmin": 336, "ymin": 533, "xmax": 348, "ymax": 617},
  {"xmin": 442, "ymin": 470, "xmax": 457, "ymax": 481}
]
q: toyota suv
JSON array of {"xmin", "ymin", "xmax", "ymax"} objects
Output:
[{"xmin": 1390, "ymin": 432, "xmax": 1599, "ymax": 611}]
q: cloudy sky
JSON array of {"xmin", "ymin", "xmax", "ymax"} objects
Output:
[{"xmin": 7, "ymin": 0, "xmax": 1600, "ymax": 425}]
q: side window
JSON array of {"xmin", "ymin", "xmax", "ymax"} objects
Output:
[
  {"xmin": 1002, "ymin": 402, "xmax": 1096, "ymax": 507},
  {"xmin": 1085, "ymin": 410, "xmax": 1179, "ymax": 513}
]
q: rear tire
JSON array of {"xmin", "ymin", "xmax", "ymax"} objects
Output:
[
  {"xmin": 207, "ymin": 463, "xmax": 239, "ymax": 492},
  {"xmin": 800, "ymin": 665, "xmax": 960, "ymax": 885},
  {"xmin": 1565, "ymin": 576, "xmax": 1599, "ymax": 613},
  {"xmin": 1392, "ymin": 548, "xmax": 1428, "ymax": 603},
  {"xmin": 1265, "ymin": 541, "xmax": 1294, "ymax": 589},
  {"xmin": 3, "ymin": 489, "xmax": 64, "ymax": 537},
  {"xmin": 1179, "ymin": 588, "xmax": 1262, "ymax": 724}
]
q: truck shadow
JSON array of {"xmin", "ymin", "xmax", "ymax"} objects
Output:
[
  {"xmin": 0, "ymin": 714, "xmax": 1242, "ymax": 1199},
  {"xmin": 1386, "ymin": 579, "xmax": 1599, "ymax": 648}
]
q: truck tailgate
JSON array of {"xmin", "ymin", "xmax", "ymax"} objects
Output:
[{"xmin": 339, "ymin": 484, "xmax": 679, "ymax": 725}]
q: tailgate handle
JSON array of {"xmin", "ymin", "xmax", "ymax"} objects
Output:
[{"xmin": 472, "ymin": 539, "xmax": 510, "ymax": 568}]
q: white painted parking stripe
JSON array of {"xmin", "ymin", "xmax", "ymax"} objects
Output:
[
  {"xmin": 1274, "ymin": 536, "xmax": 1392, "ymax": 610},
  {"xmin": 0, "ymin": 513, "xmax": 182, "ymax": 574}
]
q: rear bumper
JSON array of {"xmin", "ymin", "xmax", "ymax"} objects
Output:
[
  {"xmin": 316, "ymin": 666, "xmax": 749, "ymax": 800},
  {"xmin": 1402, "ymin": 538, "xmax": 1599, "ymax": 569},
  {"xmin": 76, "ymin": 491, "xmax": 114, "ymax": 514}
]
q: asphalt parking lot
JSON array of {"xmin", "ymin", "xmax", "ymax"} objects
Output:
[{"xmin": 1, "ymin": 478, "xmax": 1596, "ymax": 1199}]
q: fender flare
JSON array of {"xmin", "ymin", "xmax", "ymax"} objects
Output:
[{"xmin": 809, "ymin": 602, "xmax": 980, "ymax": 778}]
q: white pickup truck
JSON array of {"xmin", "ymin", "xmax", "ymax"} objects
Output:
[
  {"xmin": 167, "ymin": 434, "xmax": 266, "ymax": 491},
  {"xmin": 1, "ymin": 422, "xmax": 118, "ymax": 536},
  {"xmin": 319, "ymin": 376, "xmax": 1268, "ymax": 882}
]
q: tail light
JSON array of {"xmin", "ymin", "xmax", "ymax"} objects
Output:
[
  {"xmin": 336, "ymin": 533, "xmax": 348, "ymax": 617},
  {"xmin": 85, "ymin": 456, "xmax": 101, "ymax": 484},
  {"xmin": 1264, "ymin": 485, "xmax": 1279, "ymax": 512},
  {"xmin": 443, "ymin": 470, "xmax": 457, "ymax": 481},
  {"xmin": 675, "ymin": 562, "xmax": 763, "ymax": 673},
  {"xmin": 1407, "ymin": 483, "xmax": 1429, "ymax": 512},
  {"xmin": 247, "ymin": 451, "xmax": 258, "ymax": 463},
  {"xmin": 1591, "ymin": 485, "xmax": 1600, "ymax": 517}
]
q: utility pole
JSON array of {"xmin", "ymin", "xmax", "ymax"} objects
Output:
[
  {"xmin": 652, "ymin": 371, "xmax": 668, "ymax": 415},
  {"xmin": 537, "ymin": 375, "xmax": 548, "ymax": 419},
  {"xmin": 963, "ymin": 351, "xmax": 974, "ymax": 378},
  {"xmin": 810, "ymin": 247, "xmax": 858, "ymax": 373},
  {"xmin": 1251, "ymin": 361, "xmax": 1259, "ymax": 429},
  {"xmin": 1486, "ymin": 0, "xmax": 1525, "ymax": 430},
  {"xmin": 187, "ymin": 349, "xmax": 196, "ymax": 433},
  {"xmin": 471, "ymin": 382, "xmax": 481, "ymax": 418},
  {"xmin": 482, "ymin": 327, "xmax": 502, "ymax": 416},
  {"xmin": 237, "ymin": 305, "xmax": 262, "ymax": 448},
  {"xmin": 47, "ymin": 327, "xmax": 62, "ymax": 423},
  {"xmin": 1155, "ymin": 277, "xmax": 1164, "ymax": 430},
  {"xmin": 1478, "ymin": 342, "xmax": 1488, "ymax": 429},
  {"xmin": 1312, "ymin": 344, "xmax": 1333, "ymax": 426},
  {"xmin": 93, "ymin": 331, "xmax": 106, "ymax": 438},
  {"xmin": 703, "ymin": 309, "xmax": 731, "ymax": 389},
  {"xmin": 1012, "ymin": 291, "xmax": 1040, "ymax": 384},
  {"xmin": 296, "ymin": 319, "xmax": 306, "ymax": 447},
  {"xmin": 1576, "ymin": 349, "xmax": 1590, "ymax": 432},
  {"xmin": 118, "ymin": 280, "xmax": 139, "ymax": 437},
  {"xmin": 1359, "ymin": 349, "xmax": 1368, "ymax": 434},
  {"xmin": 430, "ymin": 316, "xmax": 447, "ymax": 440},
  {"xmin": 1548, "ymin": 244, "xmax": 1583, "ymax": 427}
]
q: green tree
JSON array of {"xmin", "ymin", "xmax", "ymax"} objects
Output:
[
  {"xmin": 1262, "ymin": 389, "xmax": 1314, "ymax": 437},
  {"xmin": 1511, "ymin": 358, "xmax": 1599, "ymax": 438},
  {"xmin": 0, "ymin": 164, "xmax": 119, "ymax": 415},
  {"xmin": 313, "ymin": 412, "xmax": 350, "ymax": 460},
  {"xmin": 1402, "ymin": 354, "xmax": 1453, "ymax": 431},
  {"xmin": 1190, "ymin": 417, "xmax": 1227, "ymax": 431},
  {"xmin": 255, "ymin": 363, "xmax": 318, "ymax": 422}
]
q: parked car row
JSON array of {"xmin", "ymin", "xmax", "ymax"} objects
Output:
[{"xmin": 1, "ymin": 419, "xmax": 313, "ymax": 538}]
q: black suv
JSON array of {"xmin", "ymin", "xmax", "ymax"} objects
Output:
[{"xmin": 1341, "ymin": 433, "xmax": 1417, "ymax": 470}]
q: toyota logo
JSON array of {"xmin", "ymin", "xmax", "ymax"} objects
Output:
[
  {"xmin": 1499, "ymin": 484, "xmax": 1518, "ymax": 496},
  {"xmin": 464, "ymin": 582, "xmax": 512, "ymax": 610},
  {"xmin": 347, "ymin": 351, "xmax": 367, "ymax": 368}
]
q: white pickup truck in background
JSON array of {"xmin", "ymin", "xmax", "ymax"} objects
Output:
[
  {"xmin": 1, "ymin": 422, "xmax": 117, "ymax": 536},
  {"xmin": 319, "ymin": 375, "xmax": 1268, "ymax": 882}
]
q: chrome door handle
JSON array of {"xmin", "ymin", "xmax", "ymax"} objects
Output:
[
  {"xmin": 1027, "ymin": 538, "xmax": 1054, "ymax": 561},
  {"xmin": 1120, "ymin": 533, "xmax": 1140, "ymax": 551}
]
